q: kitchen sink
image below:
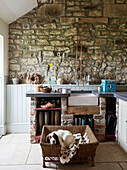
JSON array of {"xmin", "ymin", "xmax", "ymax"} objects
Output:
[{"xmin": 68, "ymin": 93, "xmax": 98, "ymax": 106}]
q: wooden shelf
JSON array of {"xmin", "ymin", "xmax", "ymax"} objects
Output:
[{"xmin": 36, "ymin": 108, "xmax": 62, "ymax": 111}]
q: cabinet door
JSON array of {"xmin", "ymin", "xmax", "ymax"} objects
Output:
[{"xmin": 119, "ymin": 99, "xmax": 127, "ymax": 151}]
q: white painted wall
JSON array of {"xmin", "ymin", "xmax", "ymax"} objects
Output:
[
  {"xmin": 7, "ymin": 85, "xmax": 32, "ymax": 133},
  {"xmin": 0, "ymin": 17, "xmax": 8, "ymax": 135},
  {"xmin": 0, "ymin": 77, "xmax": 7, "ymax": 134},
  {"xmin": 0, "ymin": 0, "xmax": 37, "ymax": 24},
  {"xmin": 0, "ymin": 35, "xmax": 4, "ymax": 76},
  {"xmin": 0, "ymin": 17, "xmax": 8, "ymax": 76}
]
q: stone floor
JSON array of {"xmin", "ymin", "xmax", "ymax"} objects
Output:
[{"xmin": 0, "ymin": 134, "xmax": 127, "ymax": 170}]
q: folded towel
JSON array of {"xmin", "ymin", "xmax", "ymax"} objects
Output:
[{"xmin": 59, "ymin": 132, "xmax": 90, "ymax": 164}]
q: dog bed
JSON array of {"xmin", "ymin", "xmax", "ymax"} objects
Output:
[{"xmin": 40, "ymin": 125, "xmax": 99, "ymax": 168}]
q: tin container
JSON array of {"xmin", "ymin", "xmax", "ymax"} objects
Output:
[{"xmin": 101, "ymin": 80, "xmax": 116, "ymax": 92}]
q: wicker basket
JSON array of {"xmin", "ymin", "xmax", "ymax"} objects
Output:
[{"xmin": 40, "ymin": 125, "xmax": 99, "ymax": 168}]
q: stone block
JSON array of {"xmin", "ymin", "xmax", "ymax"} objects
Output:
[
  {"xmin": 23, "ymin": 30, "xmax": 34, "ymax": 34},
  {"xmin": 10, "ymin": 29, "xmax": 22, "ymax": 35},
  {"xmin": 33, "ymin": 18, "xmax": 47, "ymax": 23},
  {"xmin": 92, "ymin": 0, "xmax": 101, "ymax": 4},
  {"xmin": 14, "ymin": 51, "xmax": 23, "ymax": 57},
  {"xmin": 31, "ymin": 24, "xmax": 44, "ymax": 29},
  {"xmin": 73, "ymin": 12, "xmax": 87, "ymax": 16},
  {"xmin": 114, "ymin": 4, "xmax": 127, "ymax": 17},
  {"xmin": 104, "ymin": 3, "xmax": 114, "ymax": 17},
  {"xmin": 43, "ymin": 56, "xmax": 61, "ymax": 63},
  {"xmin": 103, "ymin": 0, "xmax": 114, "ymax": 3},
  {"xmin": 89, "ymin": 10, "xmax": 102, "ymax": 17},
  {"xmin": 24, "ymin": 40, "xmax": 35, "ymax": 45},
  {"xmin": 115, "ymin": 0, "xmax": 126, "ymax": 3},
  {"xmin": 43, "ymin": 51, "xmax": 54, "ymax": 57},
  {"xmin": 104, "ymin": 3, "xmax": 127, "ymax": 17},
  {"xmin": 43, "ymin": 46, "xmax": 54, "ymax": 51},
  {"xmin": 60, "ymin": 17, "xmax": 78, "ymax": 24},
  {"xmin": 53, "ymin": 0, "xmax": 65, "ymax": 3},
  {"xmin": 82, "ymin": 40, "xmax": 94, "ymax": 46},
  {"xmin": 56, "ymin": 46, "xmax": 70, "ymax": 53},
  {"xmin": 29, "ymin": 46, "xmax": 43, "ymax": 51},
  {"xmin": 100, "ymin": 97, "xmax": 106, "ymax": 104},
  {"xmin": 9, "ymin": 23, "xmax": 22, "ymax": 29},
  {"xmin": 9, "ymin": 34, "xmax": 16, "ymax": 39},
  {"xmin": 95, "ymin": 39, "xmax": 107, "ymax": 45},
  {"xmin": 94, "ymin": 125, "xmax": 106, "ymax": 134},
  {"xmin": 79, "ymin": 17, "xmax": 108, "ymax": 23},
  {"xmin": 10, "ymin": 64, "xmax": 20, "ymax": 71},
  {"xmin": 20, "ymin": 58, "xmax": 37, "ymax": 65},
  {"xmin": 50, "ymin": 30, "xmax": 61, "ymax": 35},
  {"xmin": 44, "ymin": 23, "xmax": 57, "ymax": 29},
  {"xmin": 106, "ymin": 56, "xmax": 113, "ymax": 61},
  {"xmin": 15, "ymin": 39, "xmax": 23, "ymax": 44},
  {"xmin": 23, "ymin": 23, "xmax": 30, "ymax": 29},
  {"xmin": 38, "ymin": 4, "xmax": 65, "ymax": 17},
  {"xmin": 36, "ymin": 39, "xmax": 49, "ymax": 45},
  {"xmin": 17, "ymin": 45, "xmax": 28, "ymax": 50},
  {"xmin": 64, "ymin": 27, "xmax": 77, "ymax": 36},
  {"xmin": 50, "ymin": 41, "xmax": 64, "ymax": 46},
  {"xmin": 67, "ymin": 6, "xmax": 80, "ymax": 11},
  {"xmin": 67, "ymin": 0, "xmax": 74, "ymax": 6},
  {"xmin": 91, "ymin": 54, "xmax": 104, "ymax": 60},
  {"xmin": 9, "ymin": 59, "xmax": 17, "ymax": 64}
]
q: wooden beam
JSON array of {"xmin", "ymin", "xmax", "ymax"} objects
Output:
[{"xmin": 67, "ymin": 106, "xmax": 100, "ymax": 115}]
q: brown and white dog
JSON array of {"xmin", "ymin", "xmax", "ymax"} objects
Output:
[{"xmin": 46, "ymin": 130, "xmax": 75, "ymax": 150}]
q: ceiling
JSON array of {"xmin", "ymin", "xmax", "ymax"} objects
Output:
[{"xmin": 0, "ymin": 0, "xmax": 39, "ymax": 24}]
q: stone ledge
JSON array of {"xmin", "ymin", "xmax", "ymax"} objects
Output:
[{"xmin": 60, "ymin": 17, "xmax": 108, "ymax": 24}]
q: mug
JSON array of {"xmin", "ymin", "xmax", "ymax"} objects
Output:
[{"xmin": 62, "ymin": 89, "xmax": 66, "ymax": 94}]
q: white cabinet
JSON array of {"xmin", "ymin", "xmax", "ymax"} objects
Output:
[{"xmin": 118, "ymin": 99, "xmax": 127, "ymax": 152}]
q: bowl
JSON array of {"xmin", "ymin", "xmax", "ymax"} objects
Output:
[{"xmin": 40, "ymin": 86, "xmax": 52, "ymax": 93}]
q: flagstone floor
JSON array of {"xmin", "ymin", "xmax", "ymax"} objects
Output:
[{"xmin": 0, "ymin": 134, "xmax": 127, "ymax": 170}]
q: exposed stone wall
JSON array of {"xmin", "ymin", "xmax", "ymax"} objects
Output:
[
  {"xmin": 30, "ymin": 97, "xmax": 37, "ymax": 144},
  {"xmin": 9, "ymin": 0, "xmax": 127, "ymax": 84},
  {"xmin": 94, "ymin": 97, "xmax": 106, "ymax": 141}
]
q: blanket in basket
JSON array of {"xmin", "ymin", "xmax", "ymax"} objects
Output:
[{"xmin": 60, "ymin": 133, "xmax": 90, "ymax": 164}]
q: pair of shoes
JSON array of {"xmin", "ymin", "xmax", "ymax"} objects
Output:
[{"xmin": 41, "ymin": 102, "xmax": 56, "ymax": 108}]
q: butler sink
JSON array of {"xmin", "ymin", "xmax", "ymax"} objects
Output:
[{"xmin": 68, "ymin": 93, "xmax": 98, "ymax": 106}]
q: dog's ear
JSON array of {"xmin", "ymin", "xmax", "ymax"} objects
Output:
[
  {"xmin": 53, "ymin": 133, "xmax": 59, "ymax": 144},
  {"xmin": 46, "ymin": 135, "xmax": 50, "ymax": 143}
]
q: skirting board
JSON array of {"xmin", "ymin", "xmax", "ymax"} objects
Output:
[
  {"xmin": 6, "ymin": 123, "xmax": 30, "ymax": 133},
  {"xmin": 0, "ymin": 125, "xmax": 7, "ymax": 135},
  {"xmin": 118, "ymin": 138, "xmax": 127, "ymax": 153}
]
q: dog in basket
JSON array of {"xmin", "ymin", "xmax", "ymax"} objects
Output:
[{"xmin": 46, "ymin": 129, "xmax": 75, "ymax": 150}]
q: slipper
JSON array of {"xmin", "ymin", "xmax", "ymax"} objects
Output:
[{"xmin": 41, "ymin": 102, "xmax": 55, "ymax": 108}]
